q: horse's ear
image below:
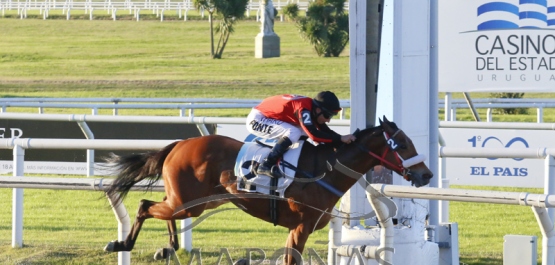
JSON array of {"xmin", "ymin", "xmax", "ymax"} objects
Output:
[
  {"xmin": 378, "ymin": 117, "xmax": 383, "ymax": 126},
  {"xmin": 383, "ymin": 115, "xmax": 390, "ymax": 123}
]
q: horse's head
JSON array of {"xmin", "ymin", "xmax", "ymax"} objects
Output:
[{"xmin": 351, "ymin": 116, "xmax": 433, "ymax": 187}]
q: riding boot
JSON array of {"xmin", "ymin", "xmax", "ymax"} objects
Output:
[{"xmin": 257, "ymin": 137, "xmax": 293, "ymax": 178}]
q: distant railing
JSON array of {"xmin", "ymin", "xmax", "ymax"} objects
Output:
[
  {"xmin": 0, "ymin": 97, "xmax": 351, "ymax": 119},
  {"xmin": 0, "ymin": 0, "xmax": 349, "ymax": 21},
  {"xmin": 439, "ymin": 98, "xmax": 555, "ymax": 122}
]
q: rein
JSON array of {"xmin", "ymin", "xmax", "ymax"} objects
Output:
[{"xmin": 336, "ymin": 128, "xmax": 426, "ymax": 180}]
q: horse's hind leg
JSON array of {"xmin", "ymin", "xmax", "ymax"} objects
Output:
[
  {"xmin": 153, "ymin": 219, "xmax": 180, "ymax": 260},
  {"xmin": 105, "ymin": 199, "xmax": 175, "ymax": 252},
  {"xmin": 167, "ymin": 219, "xmax": 179, "ymax": 250}
]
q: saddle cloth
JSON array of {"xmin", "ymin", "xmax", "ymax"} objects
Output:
[{"xmin": 234, "ymin": 140, "xmax": 304, "ymax": 198}]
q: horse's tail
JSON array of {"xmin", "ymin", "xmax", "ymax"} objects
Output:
[{"xmin": 105, "ymin": 141, "xmax": 180, "ymax": 205}]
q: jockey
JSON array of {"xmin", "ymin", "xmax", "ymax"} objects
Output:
[{"xmin": 246, "ymin": 91, "xmax": 357, "ymax": 178}]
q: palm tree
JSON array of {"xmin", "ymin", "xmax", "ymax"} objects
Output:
[{"xmin": 194, "ymin": 0, "xmax": 249, "ymax": 59}]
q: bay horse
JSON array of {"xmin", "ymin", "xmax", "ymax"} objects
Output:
[{"xmin": 103, "ymin": 116, "xmax": 433, "ymax": 264}]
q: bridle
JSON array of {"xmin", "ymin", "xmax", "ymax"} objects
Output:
[{"xmin": 334, "ymin": 127, "xmax": 426, "ymax": 180}]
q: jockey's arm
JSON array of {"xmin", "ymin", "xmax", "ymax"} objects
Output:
[{"xmin": 297, "ymin": 109, "xmax": 342, "ymax": 144}]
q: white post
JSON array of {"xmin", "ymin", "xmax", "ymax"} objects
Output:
[
  {"xmin": 486, "ymin": 108, "xmax": 492, "ymax": 122},
  {"xmin": 106, "ymin": 193, "xmax": 131, "ymax": 265},
  {"xmin": 537, "ymin": 107, "xmax": 543, "ymax": 123},
  {"xmin": 545, "ymin": 155, "xmax": 555, "ymax": 222},
  {"xmin": 531, "ymin": 206, "xmax": 555, "ymax": 265},
  {"xmin": 444, "ymin": 92, "xmax": 452, "ymax": 121},
  {"xmin": 429, "ymin": 0, "xmax": 440, "ymax": 227},
  {"xmin": 346, "ymin": 0, "xmax": 367, "ymax": 228},
  {"xmin": 439, "ymin": 178, "xmax": 449, "ymax": 223},
  {"xmin": 180, "ymin": 219, "xmax": 193, "ymax": 251},
  {"xmin": 12, "ymin": 145, "xmax": 24, "ymax": 248}
]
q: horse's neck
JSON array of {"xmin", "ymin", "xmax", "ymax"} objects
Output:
[
  {"xmin": 328, "ymin": 128, "xmax": 386, "ymax": 191},
  {"xmin": 297, "ymin": 137, "xmax": 383, "ymax": 194},
  {"xmin": 297, "ymin": 143, "xmax": 366, "ymax": 194}
]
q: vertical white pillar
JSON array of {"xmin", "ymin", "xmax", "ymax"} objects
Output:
[
  {"xmin": 444, "ymin": 93, "xmax": 451, "ymax": 121},
  {"xmin": 537, "ymin": 107, "xmax": 543, "ymax": 123},
  {"xmin": 545, "ymin": 155, "xmax": 555, "ymax": 221},
  {"xmin": 12, "ymin": 145, "xmax": 24, "ymax": 248},
  {"xmin": 106, "ymin": 193, "xmax": 131, "ymax": 265},
  {"xmin": 346, "ymin": 0, "xmax": 367, "ymax": 227},
  {"xmin": 531, "ymin": 206, "xmax": 555, "ymax": 265},
  {"xmin": 428, "ymin": 0, "xmax": 439, "ymax": 226},
  {"xmin": 180, "ymin": 219, "xmax": 193, "ymax": 251}
]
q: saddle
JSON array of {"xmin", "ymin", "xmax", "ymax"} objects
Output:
[{"xmin": 234, "ymin": 140, "xmax": 305, "ymax": 197}]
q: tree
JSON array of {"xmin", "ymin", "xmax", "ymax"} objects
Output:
[
  {"xmin": 194, "ymin": 0, "xmax": 249, "ymax": 59},
  {"xmin": 283, "ymin": 0, "xmax": 349, "ymax": 57}
]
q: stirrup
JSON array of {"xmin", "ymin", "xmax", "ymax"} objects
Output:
[
  {"xmin": 268, "ymin": 165, "xmax": 284, "ymax": 178},
  {"xmin": 257, "ymin": 164, "xmax": 283, "ymax": 178}
]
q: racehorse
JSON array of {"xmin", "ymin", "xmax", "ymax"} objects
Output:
[{"xmin": 103, "ymin": 116, "xmax": 433, "ymax": 264}]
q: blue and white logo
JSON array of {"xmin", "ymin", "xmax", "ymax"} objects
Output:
[{"xmin": 477, "ymin": 0, "xmax": 555, "ymax": 30}]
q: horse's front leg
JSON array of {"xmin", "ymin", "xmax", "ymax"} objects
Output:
[{"xmin": 283, "ymin": 224, "xmax": 311, "ymax": 265}]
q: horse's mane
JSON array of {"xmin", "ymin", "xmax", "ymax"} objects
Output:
[{"xmin": 354, "ymin": 120, "xmax": 398, "ymax": 139}]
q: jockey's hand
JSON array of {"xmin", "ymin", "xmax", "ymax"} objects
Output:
[{"xmin": 341, "ymin": 134, "xmax": 356, "ymax": 144}]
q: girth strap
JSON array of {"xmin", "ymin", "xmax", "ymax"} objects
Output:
[{"xmin": 269, "ymin": 177, "xmax": 279, "ymax": 226}]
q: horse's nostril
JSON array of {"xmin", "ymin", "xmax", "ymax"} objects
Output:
[{"xmin": 425, "ymin": 173, "xmax": 433, "ymax": 179}]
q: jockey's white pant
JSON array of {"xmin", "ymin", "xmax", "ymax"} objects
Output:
[{"xmin": 246, "ymin": 109, "xmax": 306, "ymax": 142}]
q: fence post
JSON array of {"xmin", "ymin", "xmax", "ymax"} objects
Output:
[
  {"xmin": 180, "ymin": 219, "xmax": 193, "ymax": 251},
  {"xmin": 106, "ymin": 192, "xmax": 131, "ymax": 265},
  {"xmin": 12, "ymin": 144, "xmax": 24, "ymax": 248},
  {"xmin": 531, "ymin": 206, "xmax": 555, "ymax": 265},
  {"xmin": 545, "ymin": 155, "xmax": 555, "ymax": 222},
  {"xmin": 444, "ymin": 93, "xmax": 451, "ymax": 121}
]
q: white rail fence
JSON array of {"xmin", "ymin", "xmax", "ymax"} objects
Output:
[
  {"xmin": 438, "ymin": 145, "xmax": 555, "ymax": 219},
  {"xmin": 440, "ymin": 97, "xmax": 555, "ymax": 123},
  {"xmin": 0, "ymin": 112, "xmax": 350, "ymax": 176},
  {"xmin": 0, "ymin": 97, "xmax": 351, "ymax": 119},
  {"xmin": 0, "ymin": 138, "xmax": 183, "ymax": 265},
  {"xmin": 368, "ymin": 183, "xmax": 555, "ymax": 265},
  {"xmin": 0, "ymin": 0, "xmax": 349, "ymax": 21},
  {"xmin": 6, "ymin": 145, "xmax": 555, "ymax": 264}
]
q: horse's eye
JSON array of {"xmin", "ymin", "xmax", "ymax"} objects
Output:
[{"xmin": 400, "ymin": 144, "xmax": 407, "ymax": 149}]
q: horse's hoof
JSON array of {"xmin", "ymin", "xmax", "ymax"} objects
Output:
[
  {"xmin": 153, "ymin": 248, "xmax": 167, "ymax": 260},
  {"xmin": 104, "ymin": 240, "xmax": 117, "ymax": 252},
  {"xmin": 234, "ymin": 258, "xmax": 248, "ymax": 265}
]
